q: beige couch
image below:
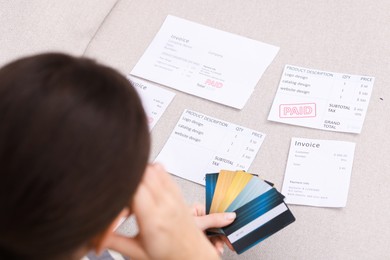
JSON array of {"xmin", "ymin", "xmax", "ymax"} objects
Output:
[{"xmin": 2, "ymin": 1, "xmax": 390, "ymax": 259}]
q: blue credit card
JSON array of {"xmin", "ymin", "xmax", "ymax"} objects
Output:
[
  {"xmin": 205, "ymin": 173, "xmax": 219, "ymax": 214},
  {"xmin": 223, "ymin": 188, "xmax": 295, "ymax": 254},
  {"xmin": 205, "ymin": 171, "xmax": 295, "ymax": 254}
]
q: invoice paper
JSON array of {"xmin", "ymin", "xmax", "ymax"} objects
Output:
[
  {"xmin": 127, "ymin": 76, "xmax": 175, "ymax": 130},
  {"xmin": 131, "ymin": 15, "xmax": 279, "ymax": 109},
  {"xmin": 268, "ymin": 65, "xmax": 374, "ymax": 133},
  {"xmin": 282, "ymin": 138, "xmax": 356, "ymax": 207},
  {"xmin": 155, "ymin": 109, "xmax": 266, "ymax": 185}
]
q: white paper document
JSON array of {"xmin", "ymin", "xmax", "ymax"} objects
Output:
[
  {"xmin": 155, "ymin": 109, "xmax": 266, "ymax": 185},
  {"xmin": 282, "ymin": 138, "xmax": 356, "ymax": 207},
  {"xmin": 131, "ymin": 15, "xmax": 279, "ymax": 109},
  {"xmin": 268, "ymin": 65, "xmax": 374, "ymax": 133},
  {"xmin": 127, "ymin": 76, "xmax": 175, "ymax": 130}
]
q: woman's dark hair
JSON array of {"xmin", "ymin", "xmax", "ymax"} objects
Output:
[{"xmin": 0, "ymin": 53, "xmax": 150, "ymax": 259}]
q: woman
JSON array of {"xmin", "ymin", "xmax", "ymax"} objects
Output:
[{"xmin": 0, "ymin": 53, "xmax": 235, "ymax": 259}]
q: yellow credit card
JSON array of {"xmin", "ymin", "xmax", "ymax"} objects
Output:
[
  {"xmin": 217, "ymin": 171, "xmax": 253, "ymax": 212},
  {"xmin": 209, "ymin": 170, "xmax": 236, "ymax": 213}
]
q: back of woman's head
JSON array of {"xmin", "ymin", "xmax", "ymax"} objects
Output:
[{"xmin": 0, "ymin": 53, "xmax": 150, "ymax": 259}]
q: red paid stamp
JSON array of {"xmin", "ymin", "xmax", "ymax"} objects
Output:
[{"xmin": 279, "ymin": 103, "xmax": 316, "ymax": 118}]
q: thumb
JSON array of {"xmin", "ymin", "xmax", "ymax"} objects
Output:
[
  {"xmin": 194, "ymin": 212, "xmax": 236, "ymax": 230},
  {"xmin": 104, "ymin": 234, "xmax": 148, "ymax": 260}
]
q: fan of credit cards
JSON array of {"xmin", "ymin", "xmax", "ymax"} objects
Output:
[{"xmin": 205, "ymin": 170, "xmax": 295, "ymax": 254}]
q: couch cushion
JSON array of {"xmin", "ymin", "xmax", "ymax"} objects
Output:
[{"xmin": 0, "ymin": 0, "xmax": 118, "ymax": 66}]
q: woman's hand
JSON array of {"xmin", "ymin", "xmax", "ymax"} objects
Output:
[
  {"xmin": 191, "ymin": 203, "xmax": 236, "ymax": 255},
  {"xmin": 104, "ymin": 164, "xmax": 222, "ymax": 260}
]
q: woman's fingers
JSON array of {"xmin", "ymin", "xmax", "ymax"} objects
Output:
[{"xmin": 194, "ymin": 212, "xmax": 236, "ymax": 231}]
